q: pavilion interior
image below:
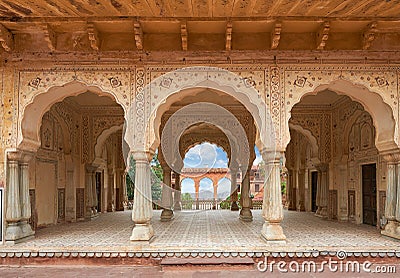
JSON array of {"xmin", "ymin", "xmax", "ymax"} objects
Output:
[
  {"xmin": 8, "ymin": 87, "xmax": 396, "ymax": 251},
  {"xmin": 2, "ymin": 0, "xmax": 400, "ymax": 251}
]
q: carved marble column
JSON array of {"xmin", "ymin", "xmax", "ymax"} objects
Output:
[
  {"xmin": 19, "ymin": 153, "xmax": 35, "ymax": 238},
  {"xmin": 297, "ymin": 168, "xmax": 306, "ymax": 211},
  {"xmin": 5, "ymin": 151, "xmax": 35, "ymax": 243},
  {"xmin": 338, "ymin": 162, "xmax": 348, "ymax": 221},
  {"xmin": 123, "ymin": 171, "xmax": 129, "ymax": 210},
  {"xmin": 107, "ymin": 168, "xmax": 114, "ymax": 212},
  {"xmin": 261, "ymin": 151, "xmax": 286, "ymax": 243},
  {"xmin": 230, "ymin": 166, "xmax": 239, "ymax": 211},
  {"xmin": 85, "ymin": 165, "xmax": 96, "ymax": 219},
  {"xmin": 195, "ymin": 180, "xmax": 199, "ymax": 210},
  {"xmin": 160, "ymin": 166, "xmax": 173, "ymax": 221},
  {"xmin": 315, "ymin": 163, "xmax": 329, "ymax": 218},
  {"xmin": 173, "ymin": 172, "xmax": 182, "ymax": 210},
  {"xmin": 91, "ymin": 169, "xmax": 98, "ymax": 215},
  {"xmin": 213, "ymin": 183, "xmax": 218, "ymax": 209},
  {"xmin": 130, "ymin": 151, "xmax": 154, "ymax": 241},
  {"xmin": 240, "ymin": 169, "xmax": 253, "ymax": 221},
  {"xmin": 286, "ymin": 169, "xmax": 295, "ymax": 210},
  {"xmin": 381, "ymin": 154, "xmax": 399, "ymax": 238}
]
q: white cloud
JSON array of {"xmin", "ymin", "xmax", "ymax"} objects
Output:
[
  {"xmin": 181, "ymin": 178, "xmax": 195, "ymax": 193},
  {"xmin": 184, "ymin": 142, "xmax": 220, "ymax": 168}
]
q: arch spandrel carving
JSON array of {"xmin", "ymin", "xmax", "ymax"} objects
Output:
[
  {"xmin": 283, "ymin": 67, "xmax": 398, "ymax": 152},
  {"xmin": 131, "ymin": 67, "xmax": 272, "ymax": 155},
  {"xmin": 18, "ymin": 80, "xmax": 129, "ymax": 152}
]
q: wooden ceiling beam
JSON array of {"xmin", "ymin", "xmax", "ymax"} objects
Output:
[
  {"xmin": 225, "ymin": 21, "xmax": 232, "ymax": 51},
  {"xmin": 87, "ymin": 22, "xmax": 100, "ymax": 51},
  {"xmin": 316, "ymin": 21, "xmax": 330, "ymax": 50},
  {"xmin": 271, "ymin": 21, "xmax": 282, "ymax": 50},
  {"xmin": 181, "ymin": 21, "xmax": 188, "ymax": 51},
  {"xmin": 362, "ymin": 21, "xmax": 377, "ymax": 50},
  {"xmin": 133, "ymin": 20, "xmax": 143, "ymax": 50},
  {"xmin": 0, "ymin": 24, "xmax": 13, "ymax": 52},
  {"xmin": 43, "ymin": 24, "xmax": 57, "ymax": 51}
]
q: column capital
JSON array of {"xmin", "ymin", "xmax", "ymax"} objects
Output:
[
  {"xmin": 315, "ymin": 163, "xmax": 329, "ymax": 172},
  {"xmin": 86, "ymin": 164, "xmax": 98, "ymax": 173},
  {"xmin": 260, "ymin": 149, "xmax": 281, "ymax": 164},
  {"xmin": 130, "ymin": 150, "xmax": 153, "ymax": 162},
  {"xmin": 382, "ymin": 150, "xmax": 400, "ymax": 164},
  {"xmin": 7, "ymin": 151, "xmax": 23, "ymax": 162}
]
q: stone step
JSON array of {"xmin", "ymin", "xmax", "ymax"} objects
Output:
[{"xmin": 160, "ymin": 256, "xmax": 255, "ymax": 268}]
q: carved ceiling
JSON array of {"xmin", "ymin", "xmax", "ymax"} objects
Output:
[
  {"xmin": 1, "ymin": 1, "xmax": 399, "ymax": 18},
  {"xmin": 0, "ymin": 1, "xmax": 400, "ymax": 52}
]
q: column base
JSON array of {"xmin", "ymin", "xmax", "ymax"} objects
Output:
[
  {"xmin": 160, "ymin": 209, "xmax": 174, "ymax": 221},
  {"xmin": 381, "ymin": 220, "xmax": 400, "ymax": 240},
  {"xmin": 297, "ymin": 202, "xmax": 305, "ymax": 212},
  {"xmin": 130, "ymin": 223, "xmax": 154, "ymax": 241},
  {"xmin": 5, "ymin": 221, "xmax": 35, "ymax": 245},
  {"xmin": 230, "ymin": 201, "xmax": 239, "ymax": 211},
  {"xmin": 173, "ymin": 202, "xmax": 182, "ymax": 211},
  {"xmin": 261, "ymin": 221, "xmax": 286, "ymax": 243},
  {"xmin": 239, "ymin": 207, "xmax": 253, "ymax": 222},
  {"xmin": 315, "ymin": 207, "xmax": 328, "ymax": 218}
]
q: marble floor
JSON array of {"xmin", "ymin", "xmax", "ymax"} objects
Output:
[{"xmin": 1, "ymin": 210, "xmax": 400, "ymax": 253}]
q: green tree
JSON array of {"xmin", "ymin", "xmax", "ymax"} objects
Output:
[
  {"xmin": 126, "ymin": 155, "xmax": 136, "ymax": 200},
  {"xmin": 150, "ymin": 151, "xmax": 163, "ymax": 201},
  {"xmin": 181, "ymin": 193, "xmax": 193, "ymax": 209},
  {"xmin": 125, "ymin": 152, "xmax": 164, "ymax": 201}
]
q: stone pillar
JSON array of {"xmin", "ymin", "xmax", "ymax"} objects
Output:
[
  {"xmin": 213, "ymin": 182, "xmax": 217, "ymax": 210},
  {"xmin": 130, "ymin": 151, "xmax": 154, "ymax": 241},
  {"xmin": 230, "ymin": 166, "xmax": 239, "ymax": 211},
  {"xmin": 85, "ymin": 165, "xmax": 96, "ymax": 219},
  {"xmin": 315, "ymin": 169, "xmax": 321, "ymax": 215},
  {"xmin": 160, "ymin": 166, "xmax": 173, "ymax": 221},
  {"xmin": 19, "ymin": 153, "xmax": 35, "ymax": 238},
  {"xmin": 297, "ymin": 168, "xmax": 305, "ymax": 211},
  {"xmin": 315, "ymin": 163, "xmax": 329, "ymax": 218},
  {"xmin": 195, "ymin": 180, "xmax": 199, "ymax": 210},
  {"xmin": 91, "ymin": 170, "xmax": 98, "ymax": 215},
  {"xmin": 173, "ymin": 172, "xmax": 182, "ymax": 210},
  {"xmin": 381, "ymin": 153, "xmax": 400, "ymax": 238},
  {"xmin": 107, "ymin": 169, "xmax": 113, "ymax": 212},
  {"xmin": 5, "ymin": 151, "xmax": 35, "ymax": 244},
  {"xmin": 261, "ymin": 151, "xmax": 286, "ymax": 243},
  {"xmin": 286, "ymin": 169, "xmax": 295, "ymax": 210},
  {"xmin": 240, "ymin": 169, "xmax": 253, "ymax": 221},
  {"xmin": 338, "ymin": 163, "xmax": 348, "ymax": 221},
  {"xmin": 123, "ymin": 172, "xmax": 129, "ymax": 210}
]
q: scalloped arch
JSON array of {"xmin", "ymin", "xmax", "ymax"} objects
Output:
[
  {"xmin": 19, "ymin": 81, "xmax": 127, "ymax": 152},
  {"xmin": 127, "ymin": 67, "xmax": 275, "ymax": 156},
  {"xmin": 284, "ymin": 79, "xmax": 397, "ymax": 153}
]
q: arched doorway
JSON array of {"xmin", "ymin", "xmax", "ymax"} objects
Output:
[
  {"xmin": 5, "ymin": 84, "xmax": 126, "ymax": 243},
  {"xmin": 126, "ymin": 67, "xmax": 284, "ymax": 243},
  {"xmin": 285, "ymin": 88, "xmax": 396, "ymax": 235}
]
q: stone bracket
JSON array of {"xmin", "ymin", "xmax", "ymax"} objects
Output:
[{"xmin": 0, "ymin": 24, "xmax": 13, "ymax": 52}]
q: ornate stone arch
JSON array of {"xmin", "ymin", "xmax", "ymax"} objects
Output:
[
  {"xmin": 19, "ymin": 81, "xmax": 128, "ymax": 152},
  {"xmin": 288, "ymin": 123, "xmax": 319, "ymax": 161},
  {"xmin": 126, "ymin": 67, "xmax": 274, "ymax": 157},
  {"xmin": 93, "ymin": 124, "xmax": 124, "ymax": 164},
  {"xmin": 285, "ymin": 79, "xmax": 397, "ymax": 153}
]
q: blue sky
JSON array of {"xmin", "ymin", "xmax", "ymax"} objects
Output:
[{"xmin": 181, "ymin": 142, "xmax": 262, "ymax": 196}]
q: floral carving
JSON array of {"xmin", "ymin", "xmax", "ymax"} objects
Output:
[
  {"xmin": 160, "ymin": 77, "xmax": 173, "ymax": 89},
  {"xmin": 375, "ymin": 76, "xmax": 388, "ymax": 87},
  {"xmin": 28, "ymin": 77, "xmax": 41, "ymax": 89},
  {"xmin": 294, "ymin": 76, "xmax": 307, "ymax": 87},
  {"xmin": 109, "ymin": 77, "xmax": 122, "ymax": 88}
]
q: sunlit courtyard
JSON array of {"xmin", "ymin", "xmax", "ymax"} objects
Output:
[{"xmin": 1, "ymin": 210, "xmax": 399, "ymax": 254}]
